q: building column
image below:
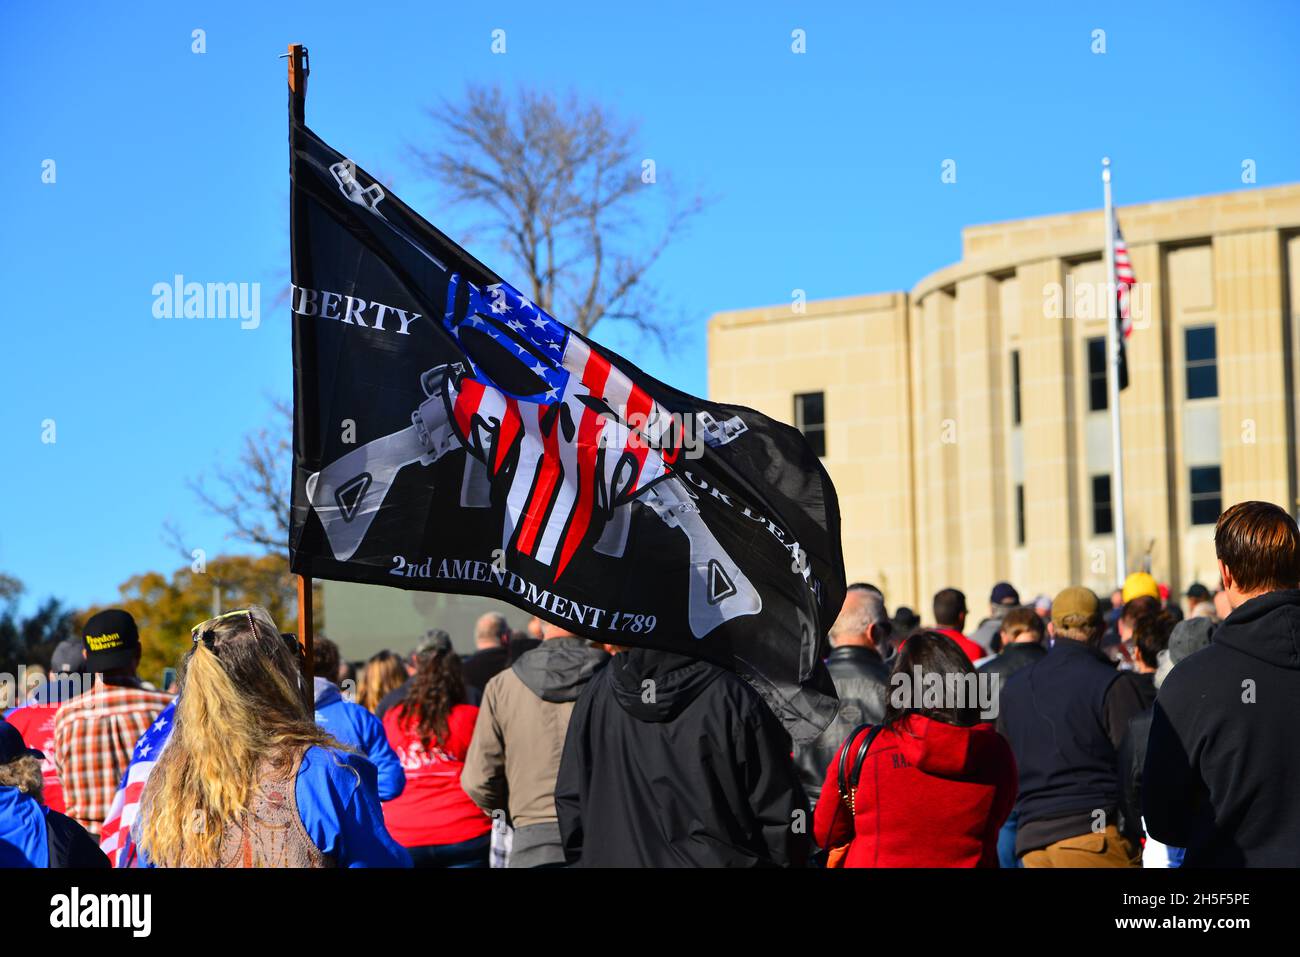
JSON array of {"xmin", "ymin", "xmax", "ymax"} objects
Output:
[
  {"xmin": 1215, "ymin": 229, "xmax": 1290, "ymax": 510},
  {"xmin": 1019, "ymin": 258, "xmax": 1081, "ymax": 594},
  {"xmin": 953, "ymin": 273, "xmax": 1008, "ymax": 607},
  {"xmin": 912, "ymin": 289, "xmax": 962, "ymax": 609}
]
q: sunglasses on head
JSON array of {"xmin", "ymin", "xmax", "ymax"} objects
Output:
[
  {"xmin": 190, "ymin": 609, "xmax": 302, "ymax": 661},
  {"xmin": 190, "ymin": 608, "xmax": 268, "ymax": 647}
]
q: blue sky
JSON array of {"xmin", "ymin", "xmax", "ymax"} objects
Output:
[{"xmin": 2, "ymin": 1, "xmax": 1298, "ymax": 614}]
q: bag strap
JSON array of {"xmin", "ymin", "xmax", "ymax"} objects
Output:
[{"xmin": 836, "ymin": 722, "xmax": 883, "ymax": 805}]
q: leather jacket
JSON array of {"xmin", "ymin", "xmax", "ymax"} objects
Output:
[{"xmin": 794, "ymin": 645, "xmax": 890, "ymax": 803}]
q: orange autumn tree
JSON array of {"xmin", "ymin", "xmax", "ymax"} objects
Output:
[{"xmin": 77, "ymin": 554, "xmax": 321, "ymax": 686}]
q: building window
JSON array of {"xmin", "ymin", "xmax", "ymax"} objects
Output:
[
  {"xmin": 1087, "ymin": 337, "xmax": 1108, "ymax": 412},
  {"xmin": 1185, "ymin": 325, "xmax": 1218, "ymax": 400},
  {"xmin": 1190, "ymin": 465, "xmax": 1222, "ymax": 526},
  {"xmin": 1015, "ymin": 483, "xmax": 1026, "ymax": 546},
  {"xmin": 794, "ymin": 392, "xmax": 826, "ymax": 457},
  {"xmin": 1092, "ymin": 473, "xmax": 1113, "ymax": 536},
  {"xmin": 1011, "ymin": 350, "xmax": 1022, "ymax": 426}
]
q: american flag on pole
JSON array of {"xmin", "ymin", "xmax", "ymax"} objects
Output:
[
  {"xmin": 1114, "ymin": 218, "xmax": 1136, "ymax": 338},
  {"xmin": 98, "ymin": 699, "xmax": 174, "ymax": 867},
  {"xmin": 1113, "ymin": 217, "xmax": 1135, "ymax": 390}
]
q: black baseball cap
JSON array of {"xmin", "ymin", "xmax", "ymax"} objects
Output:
[
  {"xmin": 82, "ymin": 609, "xmax": 141, "ymax": 672},
  {"xmin": 990, "ymin": 582, "xmax": 1020, "ymax": 605},
  {"xmin": 1185, "ymin": 582, "xmax": 1211, "ymax": 600},
  {"xmin": 0, "ymin": 718, "xmax": 44, "ymax": 763}
]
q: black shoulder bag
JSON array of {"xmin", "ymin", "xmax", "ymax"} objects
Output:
[{"xmin": 836, "ymin": 722, "xmax": 883, "ymax": 817}]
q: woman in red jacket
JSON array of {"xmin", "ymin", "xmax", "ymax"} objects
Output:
[
  {"xmin": 381, "ymin": 634, "xmax": 491, "ymax": 866},
  {"xmin": 813, "ymin": 630, "xmax": 1017, "ymax": 867}
]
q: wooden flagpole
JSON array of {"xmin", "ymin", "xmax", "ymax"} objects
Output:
[{"xmin": 287, "ymin": 42, "xmax": 314, "ymax": 680}]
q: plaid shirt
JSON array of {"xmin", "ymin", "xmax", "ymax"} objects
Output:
[{"xmin": 52, "ymin": 679, "xmax": 173, "ymax": 836}]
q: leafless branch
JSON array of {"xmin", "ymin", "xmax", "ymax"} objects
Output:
[
  {"xmin": 186, "ymin": 398, "xmax": 292, "ymax": 552},
  {"xmin": 409, "ymin": 84, "xmax": 710, "ymax": 342}
]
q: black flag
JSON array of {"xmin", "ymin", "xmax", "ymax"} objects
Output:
[{"xmin": 288, "ymin": 109, "xmax": 845, "ymax": 741}]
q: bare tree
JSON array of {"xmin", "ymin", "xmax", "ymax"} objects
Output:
[
  {"xmin": 185, "ymin": 398, "xmax": 292, "ymax": 551},
  {"xmin": 411, "ymin": 84, "xmax": 707, "ymax": 348}
]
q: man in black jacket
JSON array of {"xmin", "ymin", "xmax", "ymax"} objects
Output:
[
  {"xmin": 460, "ymin": 612, "xmax": 512, "ymax": 696},
  {"xmin": 555, "ymin": 646, "xmax": 810, "ymax": 867},
  {"xmin": 979, "ymin": 604, "xmax": 1047, "ymax": 868},
  {"xmin": 977, "ymin": 605, "xmax": 1046, "ymax": 686},
  {"xmin": 998, "ymin": 587, "xmax": 1147, "ymax": 867},
  {"xmin": 1144, "ymin": 500, "xmax": 1300, "ymax": 867},
  {"xmin": 793, "ymin": 586, "xmax": 891, "ymax": 802}
]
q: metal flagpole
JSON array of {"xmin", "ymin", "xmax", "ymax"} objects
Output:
[
  {"xmin": 286, "ymin": 42, "xmax": 315, "ymax": 680},
  {"xmin": 1102, "ymin": 157, "xmax": 1128, "ymax": 588}
]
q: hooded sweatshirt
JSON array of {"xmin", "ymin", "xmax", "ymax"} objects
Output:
[
  {"xmin": 812, "ymin": 714, "xmax": 1017, "ymax": 867},
  {"xmin": 1143, "ymin": 588, "xmax": 1300, "ymax": 867},
  {"xmin": 313, "ymin": 678, "xmax": 405, "ymax": 801},
  {"xmin": 555, "ymin": 646, "xmax": 811, "ymax": 868},
  {"xmin": 461, "ymin": 637, "xmax": 609, "ymax": 832}
]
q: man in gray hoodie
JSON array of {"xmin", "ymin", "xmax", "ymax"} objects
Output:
[{"xmin": 461, "ymin": 621, "xmax": 608, "ymax": 867}]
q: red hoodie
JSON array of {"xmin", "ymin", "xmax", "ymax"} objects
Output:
[
  {"xmin": 812, "ymin": 713, "xmax": 1017, "ymax": 867},
  {"xmin": 381, "ymin": 703, "xmax": 491, "ymax": 848}
]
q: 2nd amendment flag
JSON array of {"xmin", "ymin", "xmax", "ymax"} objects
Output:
[{"xmin": 287, "ymin": 99, "xmax": 845, "ymax": 741}]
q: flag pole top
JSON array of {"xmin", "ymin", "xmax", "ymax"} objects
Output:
[
  {"xmin": 1102, "ymin": 156, "xmax": 1111, "ymax": 183},
  {"xmin": 283, "ymin": 43, "xmax": 309, "ymax": 122},
  {"xmin": 284, "ymin": 43, "xmax": 309, "ymax": 90}
]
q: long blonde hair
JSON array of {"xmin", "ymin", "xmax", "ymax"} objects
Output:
[
  {"xmin": 137, "ymin": 606, "xmax": 342, "ymax": 867},
  {"xmin": 356, "ymin": 650, "xmax": 407, "ymax": 713}
]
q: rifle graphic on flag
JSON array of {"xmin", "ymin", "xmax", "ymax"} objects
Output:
[{"xmin": 287, "ymin": 57, "xmax": 845, "ymax": 740}]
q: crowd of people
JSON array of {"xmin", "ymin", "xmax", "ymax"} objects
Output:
[{"xmin": 2, "ymin": 499, "xmax": 1299, "ymax": 868}]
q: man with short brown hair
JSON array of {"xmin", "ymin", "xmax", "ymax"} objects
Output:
[
  {"xmin": 1144, "ymin": 500, "xmax": 1300, "ymax": 866},
  {"xmin": 978, "ymin": 605, "xmax": 1046, "ymax": 687}
]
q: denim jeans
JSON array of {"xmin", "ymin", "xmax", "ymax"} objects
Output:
[
  {"xmin": 406, "ymin": 832, "xmax": 491, "ymax": 868},
  {"xmin": 998, "ymin": 808, "xmax": 1022, "ymax": 868}
]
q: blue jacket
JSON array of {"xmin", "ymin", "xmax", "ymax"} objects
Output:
[
  {"xmin": 0, "ymin": 786, "xmax": 108, "ymax": 868},
  {"xmin": 313, "ymin": 678, "xmax": 405, "ymax": 801},
  {"xmin": 295, "ymin": 747, "xmax": 411, "ymax": 867}
]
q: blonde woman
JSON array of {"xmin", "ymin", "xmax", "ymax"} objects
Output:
[
  {"xmin": 356, "ymin": 650, "xmax": 408, "ymax": 714},
  {"xmin": 135, "ymin": 606, "xmax": 410, "ymax": 868}
]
